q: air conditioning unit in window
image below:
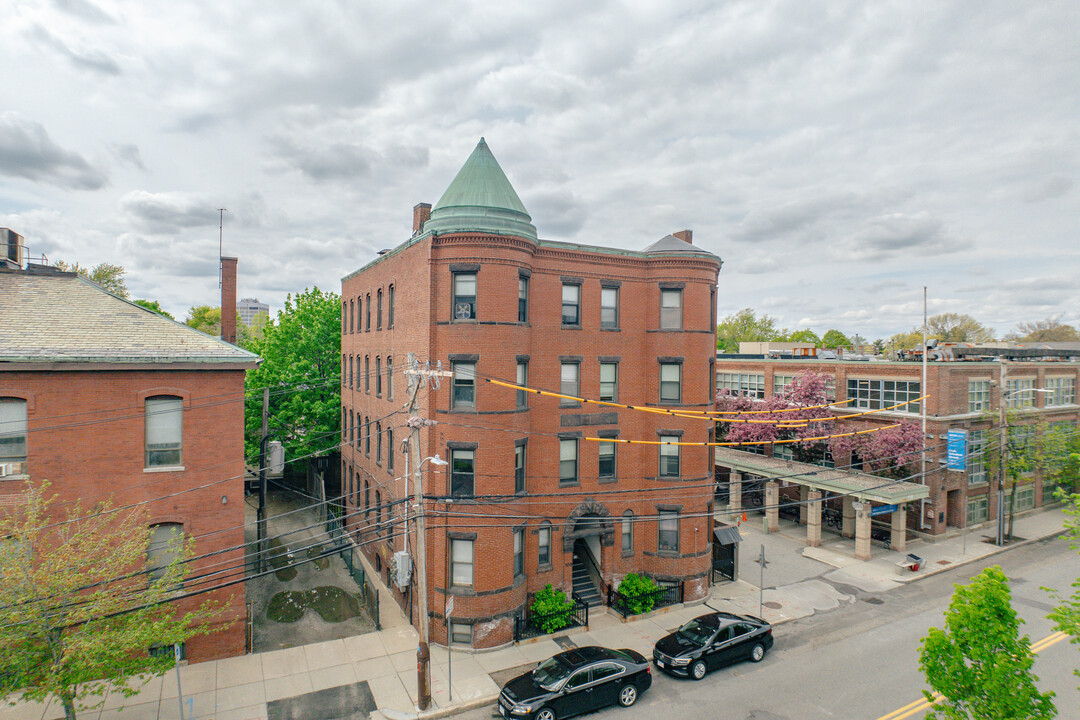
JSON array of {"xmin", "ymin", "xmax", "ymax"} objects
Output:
[
  {"xmin": 0, "ymin": 464, "xmax": 8, "ymax": 477},
  {"xmin": 391, "ymin": 550, "xmax": 412, "ymax": 589}
]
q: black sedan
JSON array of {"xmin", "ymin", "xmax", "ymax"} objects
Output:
[
  {"xmin": 498, "ymin": 645, "xmax": 652, "ymax": 720},
  {"xmin": 652, "ymin": 611, "xmax": 773, "ymax": 680}
]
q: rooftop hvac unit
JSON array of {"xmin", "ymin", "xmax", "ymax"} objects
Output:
[{"xmin": 392, "ymin": 550, "xmax": 412, "ymax": 589}]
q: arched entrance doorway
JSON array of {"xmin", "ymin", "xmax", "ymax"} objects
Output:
[{"xmin": 564, "ymin": 501, "xmax": 614, "ymax": 606}]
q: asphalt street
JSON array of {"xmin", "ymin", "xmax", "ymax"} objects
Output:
[{"xmin": 456, "ymin": 536, "xmax": 1080, "ymax": 720}]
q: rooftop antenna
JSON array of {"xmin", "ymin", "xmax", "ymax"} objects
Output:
[{"xmin": 217, "ymin": 208, "xmax": 228, "ymax": 288}]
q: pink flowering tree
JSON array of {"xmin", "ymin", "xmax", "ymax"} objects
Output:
[{"xmin": 830, "ymin": 420, "xmax": 924, "ymax": 479}]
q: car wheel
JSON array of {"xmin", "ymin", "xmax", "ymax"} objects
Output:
[
  {"xmin": 690, "ymin": 659, "xmax": 707, "ymax": 680},
  {"xmin": 535, "ymin": 708, "xmax": 556, "ymax": 720},
  {"xmin": 618, "ymin": 684, "xmax": 638, "ymax": 707},
  {"xmin": 750, "ymin": 643, "xmax": 766, "ymax": 662}
]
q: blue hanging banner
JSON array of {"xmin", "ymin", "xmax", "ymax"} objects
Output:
[{"xmin": 947, "ymin": 429, "xmax": 968, "ymax": 471}]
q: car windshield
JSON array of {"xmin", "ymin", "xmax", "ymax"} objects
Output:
[
  {"xmin": 533, "ymin": 656, "xmax": 573, "ymax": 690},
  {"xmin": 676, "ymin": 619, "xmax": 716, "ymax": 645}
]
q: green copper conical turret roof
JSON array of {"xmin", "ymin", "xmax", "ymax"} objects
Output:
[{"xmin": 424, "ymin": 138, "xmax": 537, "ymax": 241}]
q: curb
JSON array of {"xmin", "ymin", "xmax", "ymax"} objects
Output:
[
  {"xmin": 375, "ymin": 693, "xmax": 501, "ymax": 720},
  {"xmin": 893, "ymin": 528, "xmax": 1069, "ymax": 584}
]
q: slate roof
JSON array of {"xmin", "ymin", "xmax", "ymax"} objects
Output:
[
  {"xmin": 642, "ymin": 234, "xmax": 720, "ymax": 258},
  {"xmin": 0, "ymin": 270, "xmax": 260, "ymax": 365}
]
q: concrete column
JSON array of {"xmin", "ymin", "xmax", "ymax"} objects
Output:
[
  {"xmin": 799, "ymin": 485, "xmax": 809, "ymax": 525},
  {"xmin": 842, "ymin": 495, "xmax": 856, "ymax": 538},
  {"xmin": 806, "ymin": 490, "xmax": 823, "ymax": 547},
  {"xmin": 729, "ymin": 472, "xmax": 743, "ymax": 521},
  {"xmin": 890, "ymin": 506, "xmax": 907, "ymax": 553},
  {"xmin": 854, "ymin": 502, "xmax": 872, "ymax": 560},
  {"xmin": 765, "ymin": 481, "xmax": 779, "ymax": 533}
]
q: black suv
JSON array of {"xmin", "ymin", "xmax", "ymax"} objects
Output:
[
  {"xmin": 498, "ymin": 646, "xmax": 652, "ymax": 720},
  {"xmin": 652, "ymin": 612, "xmax": 773, "ymax": 680}
]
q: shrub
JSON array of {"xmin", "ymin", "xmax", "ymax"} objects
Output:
[
  {"xmin": 530, "ymin": 584, "xmax": 574, "ymax": 634},
  {"xmin": 617, "ymin": 573, "xmax": 660, "ymax": 616}
]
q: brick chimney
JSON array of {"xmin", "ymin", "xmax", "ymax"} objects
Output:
[
  {"xmin": 220, "ymin": 256, "xmax": 238, "ymax": 345},
  {"xmin": 413, "ymin": 203, "xmax": 432, "ymax": 234},
  {"xmin": 673, "ymin": 229, "xmax": 693, "ymax": 244}
]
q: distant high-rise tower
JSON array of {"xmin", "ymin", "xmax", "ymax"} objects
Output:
[{"xmin": 237, "ymin": 297, "xmax": 269, "ymax": 325}]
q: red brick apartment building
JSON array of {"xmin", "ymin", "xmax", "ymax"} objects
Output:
[
  {"xmin": 0, "ymin": 264, "xmax": 258, "ymax": 662},
  {"xmin": 713, "ymin": 351, "xmax": 1080, "ymax": 537},
  {"xmin": 341, "ymin": 139, "xmax": 722, "ymax": 648}
]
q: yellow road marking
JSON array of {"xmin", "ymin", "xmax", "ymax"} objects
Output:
[{"xmin": 874, "ymin": 631, "xmax": 1069, "ymax": 720}]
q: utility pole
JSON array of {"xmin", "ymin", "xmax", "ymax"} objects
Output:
[
  {"xmin": 404, "ymin": 354, "xmax": 450, "ymax": 711},
  {"xmin": 258, "ymin": 387, "xmax": 269, "ymax": 572},
  {"xmin": 920, "ymin": 286, "xmax": 929, "ymax": 530},
  {"xmin": 996, "ymin": 361, "xmax": 1009, "ymax": 546}
]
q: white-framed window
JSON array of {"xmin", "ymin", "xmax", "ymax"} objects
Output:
[
  {"xmin": 660, "ymin": 289, "xmax": 682, "ymax": 330},
  {"xmin": 453, "ymin": 273, "xmax": 477, "ymax": 320},
  {"xmin": 538, "ymin": 522, "xmax": 551, "ymax": 566},
  {"xmin": 1010, "ymin": 484, "xmax": 1036, "ymax": 512},
  {"xmin": 598, "ymin": 441, "xmax": 616, "ymax": 480},
  {"xmin": 622, "ymin": 511, "xmax": 633, "ymax": 553},
  {"xmin": 513, "ymin": 528, "xmax": 524, "ymax": 578},
  {"xmin": 1046, "ymin": 376, "xmax": 1076, "ymax": 406},
  {"xmin": 966, "ymin": 496, "xmax": 989, "ymax": 525},
  {"xmin": 599, "ymin": 362, "xmax": 618, "ymax": 402},
  {"xmin": 845, "ymin": 379, "xmax": 921, "ymax": 413},
  {"xmin": 559, "ymin": 438, "xmax": 578, "ymax": 485},
  {"xmin": 968, "ymin": 429, "xmax": 987, "ymax": 486},
  {"xmin": 968, "ymin": 380, "xmax": 991, "ymax": 412},
  {"xmin": 659, "ymin": 436, "xmax": 680, "ymax": 478},
  {"xmin": 517, "ymin": 361, "xmax": 528, "ymax": 408},
  {"xmin": 717, "ymin": 372, "xmax": 766, "ymax": 399},
  {"xmin": 658, "ymin": 510, "xmax": 679, "ymax": 552},
  {"xmin": 660, "ymin": 363, "xmax": 681, "ymax": 403},
  {"xmin": 0, "ymin": 398, "xmax": 28, "ymax": 470},
  {"xmin": 518, "ymin": 276, "xmax": 529, "ymax": 323},
  {"xmin": 450, "ymin": 449, "xmax": 475, "ymax": 499},
  {"xmin": 450, "ymin": 622, "xmax": 473, "ymax": 645},
  {"xmin": 600, "ymin": 287, "xmax": 618, "ymax": 328},
  {"xmin": 773, "ymin": 374, "xmax": 796, "ymax": 396},
  {"xmin": 561, "ymin": 284, "xmax": 580, "ymax": 326},
  {"xmin": 561, "ymin": 362, "xmax": 580, "ymax": 399},
  {"xmin": 514, "ymin": 443, "xmax": 526, "ymax": 494},
  {"xmin": 145, "ymin": 396, "xmax": 182, "ymax": 467},
  {"xmin": 148, "ymin": 522, "xmax": 183, "ymax": 584},
  {"xmin": 450, "ymin": 539, "xmax": 474, "ymax": 587},
  {"xmin": 452, "ymin": 363, "xmax": 476, "ymax": 409},
  {"xmin": 1006, "ymin": 378, "xmax": 1036, "ymax": 408}
]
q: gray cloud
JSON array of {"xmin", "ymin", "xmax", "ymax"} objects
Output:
[
  {"xmin": 834, "ymin": 212, "xmax": 970, "ymax": 261},
  {"xmin": 529, "ymin": 189, "xmax": 588, "ymax": 237},
  {"xmin": 28, "ymin": 25, "xmax": 120, "ymax": 75},
  {"xmin": 110, "ymin": 143, "xmax": 146, "ymax": 171},
  {"xmin": 267, "ymin": 137, "xmax": 374, "ymax": 182},
  {"xmin": 120, "ymin": 191, "xmax": 220, "ymax": 234},
  {"xmin": 52, "ymin": 0, "xmax": 116, "ymax": 24},
  {"xmin": 0, "ymin": 112, "xmax": 108, "ymax": 190}
]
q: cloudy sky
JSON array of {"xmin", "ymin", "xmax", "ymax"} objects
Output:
[{"xmin": 2, "ymin": 0, "xmax": 1077, "ymax": 340}]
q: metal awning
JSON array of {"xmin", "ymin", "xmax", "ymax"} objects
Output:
[
  {"xmin": 714, "ymin": 447, "xmax": 930, "ymax": 504},
  {"xmin": 713, "ymin": 525, "xmax": 743, "ymax": 545}
]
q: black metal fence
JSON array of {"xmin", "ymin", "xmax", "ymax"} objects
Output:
[
  {"xmin": 514, "ymin": 594, "xmax": 589, "ymax": 641},
  {"xmin": 609, "ymin": 581, "xmax": 683, "ymax": 618},
  {"xmin": 326, "ymin": 507, "xmax": 381, "ymax": 630}
]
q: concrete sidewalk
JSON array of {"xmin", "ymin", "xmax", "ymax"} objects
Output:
[{"xmin": 3, "ymin": 507, "xmax": 1067, "ymax": 720}]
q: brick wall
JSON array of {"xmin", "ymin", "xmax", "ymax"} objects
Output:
[{"xmin": 0, "ymin": 368, "xmax": 248, "ymax": 662}]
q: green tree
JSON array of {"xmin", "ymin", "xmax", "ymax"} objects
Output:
[
  {"xmin": 0, "ymin": 482, "xmax": 227, "ymax": 720},
  {"xmin": 889, "ymin": 329, "xmax": 925, "ymax": 352},
  {"xmin": 244, "ymin": 287, "xmax": 341, "ymax": 474},
  {"xmin": 716, "ymin": 308, "xmax": 781, "ymax": 353},
  {"xmin": 185, "ymin": 305, "xmax": 222, "ymax": 335},
  {"xmin": 919, "ymin": 566, "xmax": 1056, "ymax": 720},
  {"xmin": 133, "ymin": 299, "xmax": 174, "ymax": 320},
  {"xmin": 926, "ymin": 313, "xmax": 995, "ymax": 342},
  {"xmin": 821, "ymin": 329, "xmax": 850, "ymax": 348},
  {"xmin": 54, "ymin": 261, "xmax": 129, "ymax": 299},
  {"xmin": 529, "ymin": 584, "xmax": 574, "ymax": 634},
  {"xmin": 786, "ymin": 328, "xmax": 821, "ymax": 345},
  {"xmin": 1008, "ymin": 316, "xmax": 1080, "ymax": 342}
]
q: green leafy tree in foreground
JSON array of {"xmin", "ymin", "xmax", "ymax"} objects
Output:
[
  {"xmin": 530, "ymin": 584, "xmax": 573, "ymax": 634},
  {"xmin": 0, "ymin": 482, "xmax": 228, "ymax": 720},
  {"xmin": 616, "ymin": 573, "xmax": 660, "ymax": 615},
  {"xmin": 54, "ymin": 261, "xmax": 130, "ymax": 299},
  {"xmin": 244, "ymin": 287, "xmax": 341, "ymax": 474},
  {"xmin": 919, "ymin": 566, "xmax": 1056, "ymax": 720},
  {"xmin": 133, "ymin": 299, "xmax": 174, "ymax": 320}
]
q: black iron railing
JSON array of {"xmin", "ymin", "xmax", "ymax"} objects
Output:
[
  {"xmin": 513, "ymin": 594, "xmax": 589, "ymax": 641},
  {"xmin": 608, "ymin": 580, "xmax": 683, "ymax": 618}
]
